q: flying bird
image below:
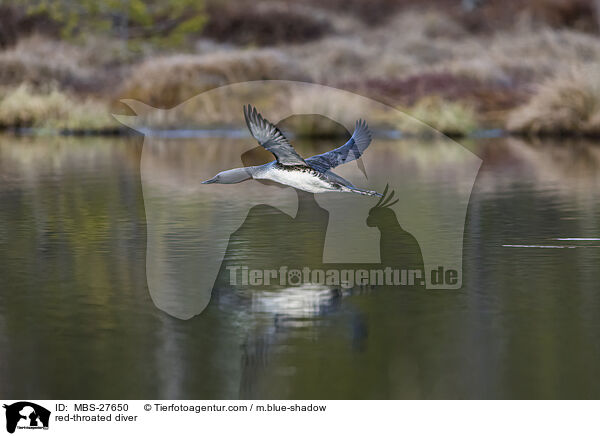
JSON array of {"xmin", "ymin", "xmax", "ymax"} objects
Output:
[{"xmin": 202, "ymin": 105, "xmax": 382, "ymax": 197}]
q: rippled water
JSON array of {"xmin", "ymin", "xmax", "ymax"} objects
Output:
[{"xmin": 1, "ymin": 133, "xmax": 599, "ymax": 399}]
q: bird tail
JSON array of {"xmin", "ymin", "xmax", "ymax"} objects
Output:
[{"xmin": 348, "ymin": 187, "xmax": 383, "ymax": 197}]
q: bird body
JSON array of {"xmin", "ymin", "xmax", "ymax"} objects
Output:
[
  {"xmin": 203, "ymin": 105, "xmax": 382, "ymax": 197},
  {"xmin": 253, "ymin": 162, "xmax": 337, "ymax": 193}
]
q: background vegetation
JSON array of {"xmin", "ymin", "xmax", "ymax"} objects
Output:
[{"xmin": 1, "ymin": 0, "xmax": 600, "ymax": 136}]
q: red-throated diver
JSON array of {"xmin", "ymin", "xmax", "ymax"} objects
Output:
[{"xmin": 202, "ymin": 105, "xmax": 382, "ymax": 197}]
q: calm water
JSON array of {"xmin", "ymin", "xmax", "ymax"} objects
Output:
[{"xmin": 1, "ymin": 133, "xmax": 600, "ymax": 399}]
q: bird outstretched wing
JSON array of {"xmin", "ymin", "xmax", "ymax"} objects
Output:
[
  {"xmin": 243, "ymin": 105, "xmax": 308, "ymax": 166},
  {"xmin": 305, "ymin": 119, "xmax": 372, "ymax": 172}
]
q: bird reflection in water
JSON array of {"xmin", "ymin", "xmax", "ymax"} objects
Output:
[{"xmin": 209, "ymin": 131, "xmax": 424, "ymax": 398}]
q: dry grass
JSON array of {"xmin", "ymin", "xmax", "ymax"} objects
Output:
[
  {"xmin": 289, "ymin": 13, "xmax": 600, "ymax": 130},
  {"xmin": 0, "ymin": 35, "xmax": 136, "ymax": 94},
  {"xmin": 291, "ymin": 10, "xmax": 468, "ymax": 83},
  {"xmin": 297, "ymin": 15, "xmax": 600, "ymax": 86},
  {"xmin": 202, "ymin": 1, "xmax": 336, "ymax": 45},
  {"xmin": 119, "ymin": 49, "xmax": 310, "ymax": 108},
  {"xmin": 432, "ymin": 27, "xmax": 600, "ymax": 84},
  {"xmin": 0, "ymin": 84, "xmax": 117, "ymax": 130},
  {"xmin": 400, "ymin": 96, "xmax": 479, "ymax": 136},
  {"xmin": 0, "ymin": 37, "xmax": 94, "ymax": 91},
  {"xmin": 2, "ymin": 4, "xmax": 600, "ymax": 135},
  {"xmin": 507, "ymin": 64, "xmax": 600, "ymax": 136},
  {"xmin": 115, "ymin": 80, "xmax": 476, "ymax": 138}
]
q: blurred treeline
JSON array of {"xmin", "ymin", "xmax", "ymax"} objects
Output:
[
  {"xmin": 3, "ymin": 0, "xmax": 600, "ymax": 46},
  {"xmin": 1, "ymin": 0, "xmax": 206, "ymax": 47}
]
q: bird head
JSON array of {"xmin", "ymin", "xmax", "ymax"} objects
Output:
[{"xmin": 202, "ymin": 167, "xmax": 252, "ymax": 184}]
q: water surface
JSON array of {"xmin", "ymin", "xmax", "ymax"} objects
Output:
[{"xmin": 1, "ymin": 133, "xmax": 599, "ymax": 399}]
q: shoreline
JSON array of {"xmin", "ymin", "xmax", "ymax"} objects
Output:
[{"xmin": 4, "ymin": 126, "xmax": 600, "ymax": 142}]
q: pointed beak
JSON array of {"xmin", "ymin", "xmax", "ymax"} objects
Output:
[{"xmin": 202, "ymin": 176, "xmax": 218, "ymax": 184}]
